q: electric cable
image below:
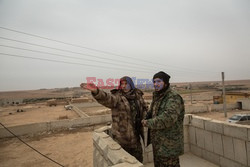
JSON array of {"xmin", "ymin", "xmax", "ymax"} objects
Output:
[
  {"xmin": 0, "ymin": 122, "xmax": 64, "ymax": 167},
  {"xmin": 0, "ymin": 44, "xmax": 157, "ymax": 71},
  {"xmin": 0, "ymin": 52, "xmax": 152, "ymax": 73}
]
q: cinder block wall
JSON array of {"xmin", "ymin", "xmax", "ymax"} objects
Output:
[
  {"xmin": 93, "ymin": 114, "xmax": 250, "ymax": 167},
  {"xmin": 0, "ymin": 115, "xmax": 112, "ymax": 138},
  {"xmin": 93, "ymin": 126, "xmax": 144, "ymax": 167},
  {"xmin": 189, "ymin": 115, "xmax": 250, "ymax": 167},
  {"xmin": 93, "ymin": 115, "xmax": 191, "ymax": 166}
]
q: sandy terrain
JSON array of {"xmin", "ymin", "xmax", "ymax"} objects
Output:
[{"xmin": 0, "ymin": 127, "xmax": 95, "ymax": 167}]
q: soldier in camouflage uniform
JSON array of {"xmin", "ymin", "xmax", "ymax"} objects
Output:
[
  {"xmin": 142, "ymin": 71, "xmax": 185, "ymax": 167},
  {"xmin": 80, "ymin": 76, "xmax": 147, "ymax": 162}
]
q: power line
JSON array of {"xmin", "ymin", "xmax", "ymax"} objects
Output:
[
  {"xmin": 0, "ymin": 122, "xmax": 64, "ymax": 167},
  {"xmin": 0, "ymin": 26, "xmax": 129, "ymax": 58},
  {"xmin": 0, "ymin": 26, "xmax": 217, "ymax": 73},
  {"xmin": 0, "ymin": 52, "xmax": 152, "ymax": 73},
  {"xmin": 0, "ymin": 26, "xmax": 165, "ymax": 67},
  {"xmin": 0, "ymin": 37, "xmax": 215, "ymax": 74},
  {"xmin": 0, "ymin": 36, "xmax": 160, "ymax": 70},
  {"xmin": 0, "ymin": 44, "xmax": 156, "ymax": 71}
]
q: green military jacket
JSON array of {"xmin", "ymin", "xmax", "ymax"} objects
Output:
[
  {"xmin": 92, "ymin": 88, "xmax": 147, "ymax": 148},
  {"xmin": 146, "ymin": 87, "xmax": 185, "ymax": 158}
]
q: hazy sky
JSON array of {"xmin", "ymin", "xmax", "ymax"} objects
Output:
[{"xmin": 0, "ymin": 0, "xmax": 249, "ymax": 91}]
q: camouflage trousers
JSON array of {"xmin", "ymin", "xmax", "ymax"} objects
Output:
[
  {"xmin": 123, "ymin": 143, "xmax": 143, "ymax": 163},
  {"xmin": 154, "ymin": 156, "xmax": 180, "ymax": 167}
]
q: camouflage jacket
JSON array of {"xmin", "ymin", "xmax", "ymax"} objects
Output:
[
  {"xmin": 146, "ymin": 87, "xmax": 185, "ymax": 158},
  {"xmin": 92, "ymin": 88, "xmax": 147, "ymax": 148}
]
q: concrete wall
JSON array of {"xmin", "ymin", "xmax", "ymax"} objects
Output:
[
  {"xmin": 189, "ymin": 115, "xmax": 250, "ymax": 167},
  {"xmin": 0, "ymin": 115, "xmax": 111, "ymax": 138},
  {"xmin": 71, "ymin": 104, "xmax": 90, "ymax": 118},
  {"xmin": 93, "ymin": 126, "xmax": 143, "ymax": 167},
  {"xmin": 238, "ymin": 99, "xmax": 250, "ymax": 110},
  {"xmin": 93, "ymin": 115, "xmax": 191, "ymax": 166},
  {"xmin": 73, "ymin": 102, "xmax": 103, "ymax": 108},
  {"xmin": 185, "ymin": 103, "xmax": 239, "ymax": 114},
  {"xmin": 93, "ymin": 114, "xmax": 250, "ymax": 167}
]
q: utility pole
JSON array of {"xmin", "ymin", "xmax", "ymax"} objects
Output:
[
  {"xmin": 189, "ymin": 83, "xmax": 193, "ymax": 104},
  {"xmin": 222, "ymin": 72, "xmax": 227, "ymax": 117}
]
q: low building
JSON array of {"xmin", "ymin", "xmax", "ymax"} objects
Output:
[{"xmin": 213, "ymin": 92, "xmax": 250, "ymax": 104}]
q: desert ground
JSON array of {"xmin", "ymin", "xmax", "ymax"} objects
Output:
[{"xmin": 0, "ymin": 80, "xmax": 250, "ymax": 167}]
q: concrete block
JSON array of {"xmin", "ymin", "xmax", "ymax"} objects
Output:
[
  {"xmin": 212, "ymin": 133, "xmax": 223, "ymax": 156},
  {"xmin": 102, "ymin": 159, "xmax": 109, "ymax": 167},
  {"xmin": 190, "ymin": 144, "xmax": 202, "ymax": 157},
  {"xmin": 107, "ymin": 159, "xmax": 113, "ymax": 166},
  {"xmin": 143, "ymin": 149, "xmax": 154, "ymax": 164},
  {"xmin": 204, "ymin": 131, "xmax": 213, "ymax": 152},
  {"xmin": 202, "ymin": 150, "xmax": 220, "ymax": 165},
  {"xmin": 93, "ymin": 147, "xmax": 98, "ymax": 167},
  {"xmin": 107, "ymin": 149, "xmax": 124, "ymax": 165},
  {"xmin": 94, "ymin": 148, "xmax": 103, "ymax": 167},
  {"xmin": 107, "ymin": 148, "xmax": 138, "ymax": 165},
  {"xmin": 191, "ymin": 116, "xmax": 205, "ymax": 129},
  {"xmin": 196, "ymin": 128, "xmax": 205, "ymax": 148},
  {"xmin": 224, "ymin": 123, "xmax": 248, "ymax": 140},
  {"xmin": 145, "ymin": 144, "xmax": 153, "ymax": 152},
  {"xmin": 233, "ymin": 138, "xmax": 247, "ymax": 165},
  {"xmin": 220, "ymin": 157, "xmax": 242, "ymax": 167},
  {"xmin": 93, "ymin": 132, "xmax": 101, "ymax": 143},
  {"xmin": 108, "ymin": 140, "xmax": 121, "ymax": 151},
  {"xmin": 247, "ymin": 142, "xmax": 250, "ymax": 166},
  {"xmin": 183, "ymin": 114, "xmax": 192, "ymax": 125},
  {"xmin": 93, "ymin": 132, "xmax": 111, "ymax": 159},
  {"xmin": 89, "ymin": 115, "xmax": 112, "ymax": 125},
  {"xmin": 247, "ymin": 128, "xmax": 250, "ymax": 141},
  {"xmin": 189, "ymin": 126, "xmax": 196, "ymax": 145},
  {"xmin": 99, "ymin": 136, "xmax": 116, "ymax": 159},
  {"xmin": 222, "ymin": 135, "xmax": 234, "ymax": 160},
  {"xmin": 147, "ymin": 150, "xmax": 154, "ymax": 163},
  {"xmin": 94, "ymin": 125, "xmax": 111, "ymax": 133},
  {"xmin": 184, "ymin": 143, "xmax": 190, "ymax": 153},
  {"xmin": 98, "ymin": 138, "xmax": 109, "ymax": 157},
  {"xmin": 111, "ymin": 162, "xmax": 143, "ymax": 167},
  {"xmin": 96, "ymin": 131, "xmax": 109, "ymax": 139},
  {"xmin": 183, "ymin": 126, "xmax": 189, "ymax": 144},
  {"xmin": 96, "ymin": 156, "xmax": 104, "ymax": 167},
  {"xmin": 205, "ymin": 119, "xmax": 223, "ymax": 134}
]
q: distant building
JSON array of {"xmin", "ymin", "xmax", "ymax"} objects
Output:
[
  {"xmin": 213, "ymin": 92, "xmax": 250, "ymax": 104},
  {"xmin": 237, "ymin": 99, "xmax": 250, "ymax": 110}
]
